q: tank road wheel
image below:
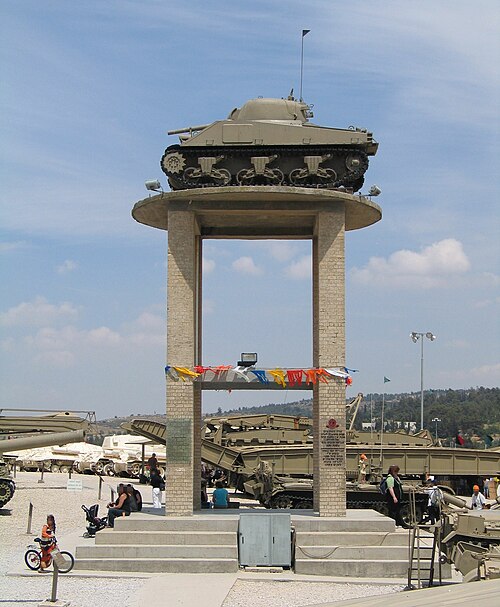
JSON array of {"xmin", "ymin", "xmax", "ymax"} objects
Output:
[
  {"xmin": 129, "ymin": 463, "xmax": 141, "ymax": 477},
  {"xmin": 264, "ymin": 168, "xmax": 284, "ymax": 186},
  {"xmin": 236, "ymin": 169, "xmax": 255, "ymax": 186},
  {"xmin": 289, "ymin": 168, "xmax": 308, "ymax": 186},
  {"xmin": 271, "ymin": 495, "xmax": 294, "ymax": 509},
  {"xmin": 104, "ymin": 463, "xmax": 115, "ymax": 476},
  {"xmin": 0, "ymin": 480, "xmax": 15, "ymax": 507},
  {"xmin": 94, "ymin": 461, "xmax": 105, "ymax": 474},
  {"xmin": 50, "ymin": 464, "xmax": 60, "ymax": 474},
  {"xmin": 212, "ymin": 168, "xmax": 231, "ymax": 186},
  {"xmin": 60, "ymin": 465, "xmax": 71, "ymax": 474},
  {"xmin": 183, "ymin": 166, "xmax": 201, "ymax": 187},
  {"xmin": 294, "ymin": 499, "xmax": 313, "ymax": 509}
]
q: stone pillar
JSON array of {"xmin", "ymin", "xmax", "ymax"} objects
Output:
[
  {"xmin": 313, "ymin": 207, "xmax": 347, "ymax": 516},
  {"xmin": 165, "ymin": 209, "xmax": 200, "ymax": 516}
]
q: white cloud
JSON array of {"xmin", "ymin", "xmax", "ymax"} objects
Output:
[
  {"xmin": 0, "ymin": 296, "xmax": 79, "ymax": 327},
  {"xmin": 203, "ymin": 258, "xmax": 215, "ymax": 274},
  {"xmin": 470, "ymin": 362, "xmax": 500, "ymax": 379},
  {"xmin": 264, "ymin": 242, "xmax": 299, "ymax": 262},
  {"xmin": 57, "ymin": 259, "xmax": 78, "ymax": 274},
  {"xmin": 232, "ymin": 256, "xmax": 262, "ymax": 275},
  {"xmin": 285, "ymin": 255, "xmax": 312, "ymax": 280},
  {"xmin": 350, "ymin": 239, "xmax": 470, "ymax": 288},
  {"xmin": 0, "ymin": 240, "xmax": 29, "ymax": 252}
]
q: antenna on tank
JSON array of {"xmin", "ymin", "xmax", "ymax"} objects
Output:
[{"xmin": 300, "ymin": 29, "xmax": 311, "ymax": 101}]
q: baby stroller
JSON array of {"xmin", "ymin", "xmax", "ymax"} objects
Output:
[{"xmin": 82, "ymin": 504, "xmax": 108, "ymax": 538}]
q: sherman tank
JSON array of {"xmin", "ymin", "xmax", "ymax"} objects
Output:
[
  {"xmin": 161, "ymin": 96, "xmax": 378, "ymax": 192},
  {"xmin": 245, "ymin": 465, "xmax": 429, "ymax": 527}
]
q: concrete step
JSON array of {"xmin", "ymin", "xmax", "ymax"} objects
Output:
[
  {"xmin": 76, "ymin": 544, "xmax": 238, "ymax": 559},
  {"xmin": 295, "ymin": 558, "xmax": 409, "ymax": 578},
  {"xmin": 292, "ymin": 517, "xmax": 395, "ymax": 533},
  {"xmin": 113, "ymin": 517, "xmax": 238, "ymax": 533},
  {"xmin": 95, "ymin": 530, "xmax": 236, "ymax": 545},
  {"xmin": 295, "ymin": 545, "xmax": 409, "ymax": 560},
  {"xmin": 74, "ymin": 557, "xmax": 239, "ymax": 573},
  {"xmin": 294, "ymin": 531, "xmax": 408, "ymax": 546}
]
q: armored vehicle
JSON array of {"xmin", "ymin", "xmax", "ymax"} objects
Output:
[
  {"xmin": 162, "ymin": 96, "xmax": 378, "ymax": 192},
  {"xmin": 440, "ymin": 507, "xmax": 500, "ymax": 581},
  {"xmin": 0, "ymin": 429, "xmax": 86, "ymax": 508},
  {"xmin": 245, "ymin": 465, "xmax": 429, "ymax": 526}
]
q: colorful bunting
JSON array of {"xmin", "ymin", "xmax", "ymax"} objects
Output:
[
  {"xmin": 287, "ymin": 369, "xmax": 303, "ymax": 387},
  {"xmin": 250, "ymin": 369, "xmax": 269, "ymax": 384},
  {"xmin": 165, "ymin": 364, "xmax": 356, "ymax": 387},
  {"xmin": 268, "ymin": 369, "xmax": 286, "ymax": 387}
]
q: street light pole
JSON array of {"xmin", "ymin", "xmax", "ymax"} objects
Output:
[
  {"xmin": 410, "ymin": 331, "xmax": 436, "ymax": 431},
  {"xmin": 432, "ymin": 417, "xmax": 441, "ymax": 442}
]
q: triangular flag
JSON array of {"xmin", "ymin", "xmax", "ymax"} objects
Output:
[
  {"xmin": 302, "ymin": 29, "xmax": 311, "ymax": 37},
  {"xmin": 384, "ymin": 376, "xmax": 391, "ymax": 383}
]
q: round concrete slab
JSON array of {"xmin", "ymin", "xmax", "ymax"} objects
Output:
[{"xmin": 132, "ymin": 186, "xmax": 381, "ymax": 237}]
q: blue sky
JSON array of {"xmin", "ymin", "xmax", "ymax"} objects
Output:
[{"xmin": 1, "ymin": 1, "xmax": 499, "ymax": 419}]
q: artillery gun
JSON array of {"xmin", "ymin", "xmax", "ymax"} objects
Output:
[
  {"xmin": 162, "ymin": 96, "xmax": 378, "ymax": 191},
  {"xmin": 0, "ymin": 409, "xmax": 92, "ymax": 508},
  {"xmin": 0, "ymin": 428, "xmax": 87, "ymax": 508}
]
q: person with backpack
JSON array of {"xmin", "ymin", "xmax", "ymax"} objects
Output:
[
  {"xmin": 384, "ymin": 465, "xmax": 404, "ymax": 527},
  {"xmin": 426, "ymin": 480, "xmax": 442, "ymax": 524}
]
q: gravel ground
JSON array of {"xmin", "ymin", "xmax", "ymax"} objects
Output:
[
  {"xmin": 1, "ymin": 472, "xmax": 405, "ymax": 607},
  {"xmin": 0, "ymin": 471, "xmax": 146, "ymax": 607},
  {"xmin": 221, "ymin": 580, "xmax": 403, "ymax": 607}
]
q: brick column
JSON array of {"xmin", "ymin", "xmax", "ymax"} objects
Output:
[
  {"xmin": 313, "ymin": 207, "xmax": 347, "ymax": 516},
  {"xmin": 165, "ymin": 209, "xmax": 200, "ymax": 516}
]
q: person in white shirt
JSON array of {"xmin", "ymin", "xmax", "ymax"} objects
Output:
[{"xmin": 471, "ymin": 484, "xmax": 486, "ymax": 510}]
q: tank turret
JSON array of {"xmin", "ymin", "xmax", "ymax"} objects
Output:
[{"xmin": 161, "ymin": 96, "xmax": 378, "ymax": 192}]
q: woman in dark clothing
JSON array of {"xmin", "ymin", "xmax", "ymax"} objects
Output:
[
  {"xmin": 107, "ymin": 485, "xmax": 130, "ymax": 527},
  {"xmin": 386, "ymin": 464, "xmax": 404, "ymax": 527}
]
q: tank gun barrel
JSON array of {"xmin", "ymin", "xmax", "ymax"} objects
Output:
[
  {"xmin": 168, "ymin": 124, "xmax": 211, "ymax": 136},
  {"xmin": 0, "ymin": 429, "xmax": 86, "ymax": 454}
]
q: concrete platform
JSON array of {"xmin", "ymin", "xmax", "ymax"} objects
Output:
[
  {"xmin": 71, "ymin": 509, "xmax": 432, "ymax": 578},
  {"xmin": 132, "ymin": 185, "xmax": 382, "ymax": 236}
]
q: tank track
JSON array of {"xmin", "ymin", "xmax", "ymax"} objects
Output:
[{"xmin": 161, "ymin": 145, "xmax": 369, "ymax": 192}]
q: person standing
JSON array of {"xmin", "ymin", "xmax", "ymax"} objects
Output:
[
  {"xmin": 385, "ymin": 465, "xmax": 404, "ymax": 527},
  {"xmin": 38, "ymin": 514, "xmax": 56, "ymax": 572},
  {"xmin": 147, "ymin": 453, "xmax": 158, "ymax": 474},
  {"xmin": 471, "ymin": 484, "xmax": 486, "ymax": 510},
  {"xmin": 150, "ymin": 469, "xmax": 163, "ymax": 509},
  {"xmin": 426, "ymin": 481, "xmax": 442, "ymax": 524}
]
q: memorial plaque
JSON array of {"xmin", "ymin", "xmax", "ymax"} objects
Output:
[
  {"xmin": 320, "ymin": 426, "xmax": 345, "ymax": 467},
  {"xmin": 166, "ymin": 418, "xmax": 192, "ymax": 463}
]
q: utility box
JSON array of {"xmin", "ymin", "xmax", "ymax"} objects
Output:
[{"xmin": 238, "ymin": 513, "xmax": 291, "ymax": 567}]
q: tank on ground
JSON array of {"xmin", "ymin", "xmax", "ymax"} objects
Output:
[
  {"xmin": 244, "ymin": 464, "xmax": 429, "ymax": 526},
  {"xmin": 440, "ymin": 508, "xmax": 500, "ymax": 581},
  {"xmin": 162, "ymin": 96, "xmax": 378, "ymax": 192},
  {"xmin": 0, "ymin": 429, "xmax": 86, "ymax": 508},
  {"xmin": 93, "ymin": 434, "xmax": 166, "ymax": 478}
]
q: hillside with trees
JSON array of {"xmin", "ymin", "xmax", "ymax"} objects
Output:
[{"xmin": 97, "ymin": 387, "xmax": 499, "ymax": 447}]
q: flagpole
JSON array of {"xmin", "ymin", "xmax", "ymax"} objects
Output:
[
  {"xmin": 300, "ymin": 29, "xmax": 310, "ymax": 101},
  {"xmin": 379, "ymin": 391, "xmax": 385, "ymax": 471}
]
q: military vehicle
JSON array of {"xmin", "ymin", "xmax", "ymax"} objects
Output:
[
  {"xmin": 0, "ymin": 429, "xmax": 86, "ymax": 508},
  {"xmin": 439, "ymin": 499, "xmax": 500, "ymax": 581},
  {"xmin": 161, "ymin": 96, "xmax": 378, "ymax": 192},
  {"xmin": 0, "ymin": 409, "xmax": 91, "ymax": 508},
  {"xmin": 245, "ymin": 463, "xmax": 429, "ymax": 526}
]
